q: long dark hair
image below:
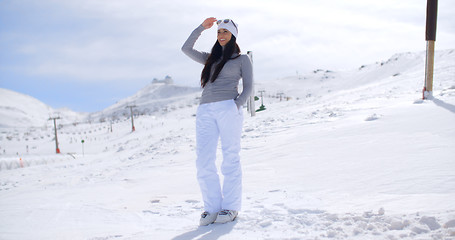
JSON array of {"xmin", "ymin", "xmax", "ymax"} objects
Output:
[{"xmin": 201, "ymin": 36, "xmax": 241, "ymax": 88}]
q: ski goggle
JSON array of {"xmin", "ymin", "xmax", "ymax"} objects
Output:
[{"xmin": 217, "ymin": 19, "xmax": 238, "ymax": 31}]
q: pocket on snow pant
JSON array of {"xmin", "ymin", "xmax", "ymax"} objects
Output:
[{"xmin": 230, "ymin": 99, "xmax": 243, "ymax": 116}]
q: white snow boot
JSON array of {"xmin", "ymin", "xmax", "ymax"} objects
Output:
[
  {"xmin": 215, "ymin": 210, "xmax": 238, "ymax": 223},
  {"xmin": 199, "ymin": 211, "xmax": 218, "ymax": 226}
]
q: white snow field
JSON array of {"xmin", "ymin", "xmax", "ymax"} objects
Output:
[{"xmin": 1, "ymin": 49, "xmax": 455, "ymax": 239}]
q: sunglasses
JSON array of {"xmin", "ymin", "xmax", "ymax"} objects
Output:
[{"xmin": 217, "ymin": 19, "xmax": 238, "ymax": 31}]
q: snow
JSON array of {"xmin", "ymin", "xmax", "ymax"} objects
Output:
[{"xmin": 1, "ymin": 49, "xmax": 455, "ymax": 239}]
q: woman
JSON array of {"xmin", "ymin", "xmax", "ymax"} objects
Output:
[{"xmin": 181, "ymin": 17, "xmax": 253, "ymax": 226}]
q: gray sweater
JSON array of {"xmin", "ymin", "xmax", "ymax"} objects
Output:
[{"xmin": 182, "ymin": 25, "xmax": 253, "ymax": 108}]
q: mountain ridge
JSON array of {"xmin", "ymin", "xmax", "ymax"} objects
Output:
[{"xmin": 1, "ymin": 49, "xmax": 453, "ymax": 128}]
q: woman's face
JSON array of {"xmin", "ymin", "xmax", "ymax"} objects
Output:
[{"xmin": 217, "ymin": 28, "xmax": 232, "ymax": 46}]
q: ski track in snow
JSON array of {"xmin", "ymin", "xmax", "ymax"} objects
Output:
[{"xmin": 1, "ymin": 50, "xmax": 455, "ymax": 239}]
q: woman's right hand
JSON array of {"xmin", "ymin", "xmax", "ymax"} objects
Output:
[{"xmin": 202, "ymin": 17, "xmax": 217, "ymax": 29}]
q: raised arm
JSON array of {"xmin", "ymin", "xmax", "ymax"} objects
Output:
[{"xmin": 181, "ymin": 18, "xmax": 217, "ymax": 64}]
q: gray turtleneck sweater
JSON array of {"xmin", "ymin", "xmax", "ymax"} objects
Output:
[{"xmin": 182, "ymin": 25, "xmax": 253, "ymax": 108}]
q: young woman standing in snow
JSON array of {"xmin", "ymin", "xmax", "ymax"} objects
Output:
[{"xmin": 182, "ymin": 17, "xmax": 253, "ymax": 226}]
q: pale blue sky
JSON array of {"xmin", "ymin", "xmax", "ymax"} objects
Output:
[{"xmin": 1, "ymin": 0, "xmax": 454, "ymax": 112}]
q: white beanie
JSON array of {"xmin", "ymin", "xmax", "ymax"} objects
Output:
[{"xmin": 217, "ymin": 19, "xmax": 238, "ymax": 38}]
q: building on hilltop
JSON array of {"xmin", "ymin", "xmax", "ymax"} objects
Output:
[{"xmin": 152, "ymin": 75, "xmax": 173, "ymax": 85}]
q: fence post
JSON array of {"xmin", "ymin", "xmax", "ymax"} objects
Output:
[{"xmin": 423, "ymin": 0, "xmax": 438, "ymax": 99}]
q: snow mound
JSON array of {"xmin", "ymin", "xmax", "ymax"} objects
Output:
[
  {"xmin": 0, "ymin": 88, "xmax": 53, "ymax": 128},
  {"xmin": 0, "ymin": 88, "xmax": 85, "ymax": 128}
]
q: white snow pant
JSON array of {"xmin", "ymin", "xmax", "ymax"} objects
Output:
[{"xmin": 196, "ymin": 99, "xmax": 243, "ymax": 213}]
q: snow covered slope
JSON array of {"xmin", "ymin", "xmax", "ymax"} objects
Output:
[
  {"xmin": 257, "ymin": 50, "xmax": 451, "ymax": 101},
  {"xmin": 0, "ymin": 88, "xmax": 52, "ymax": 128},
  {"xmin": 88, "ymin": 83, "xmax": 201, "ymax": 122},
  {"xmin": 0, "ymin": 49, "xmax": 454, "ymax": 240},
  {"xmin": 0, "ymin": 88, "xmax": 85, "ymax": 128}
]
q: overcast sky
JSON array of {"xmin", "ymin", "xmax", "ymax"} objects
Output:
[{"xmin": 1, "ymin": 0, "xmax": 454, "ymax": 112}]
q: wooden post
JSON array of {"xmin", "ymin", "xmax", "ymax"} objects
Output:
[
  {"xmin": 424, "ymin": 41, "xmax": 435, "ymax": 94},
  {"xmin": 423, "ymin": 0, "xmax": 438, "ymax": 99}
]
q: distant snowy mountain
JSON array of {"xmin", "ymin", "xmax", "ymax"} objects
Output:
[
  {"xmin": 1, "ymin": 49, "xmax": 453, "ymax": 127},
  {"xmin": 0, "ymin": 82, "xmax": 201, "ymax": 127},
  {"xmin": 88, "ymin": 83, "xmax": 201, "ymax": 122},
  {"xmin": 257, "ymin": 50, "xmax": 454, "ymax": 100},
  {"xmin": 0, "ymin": 88, "xmax": 85, "ymax": 128}
]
